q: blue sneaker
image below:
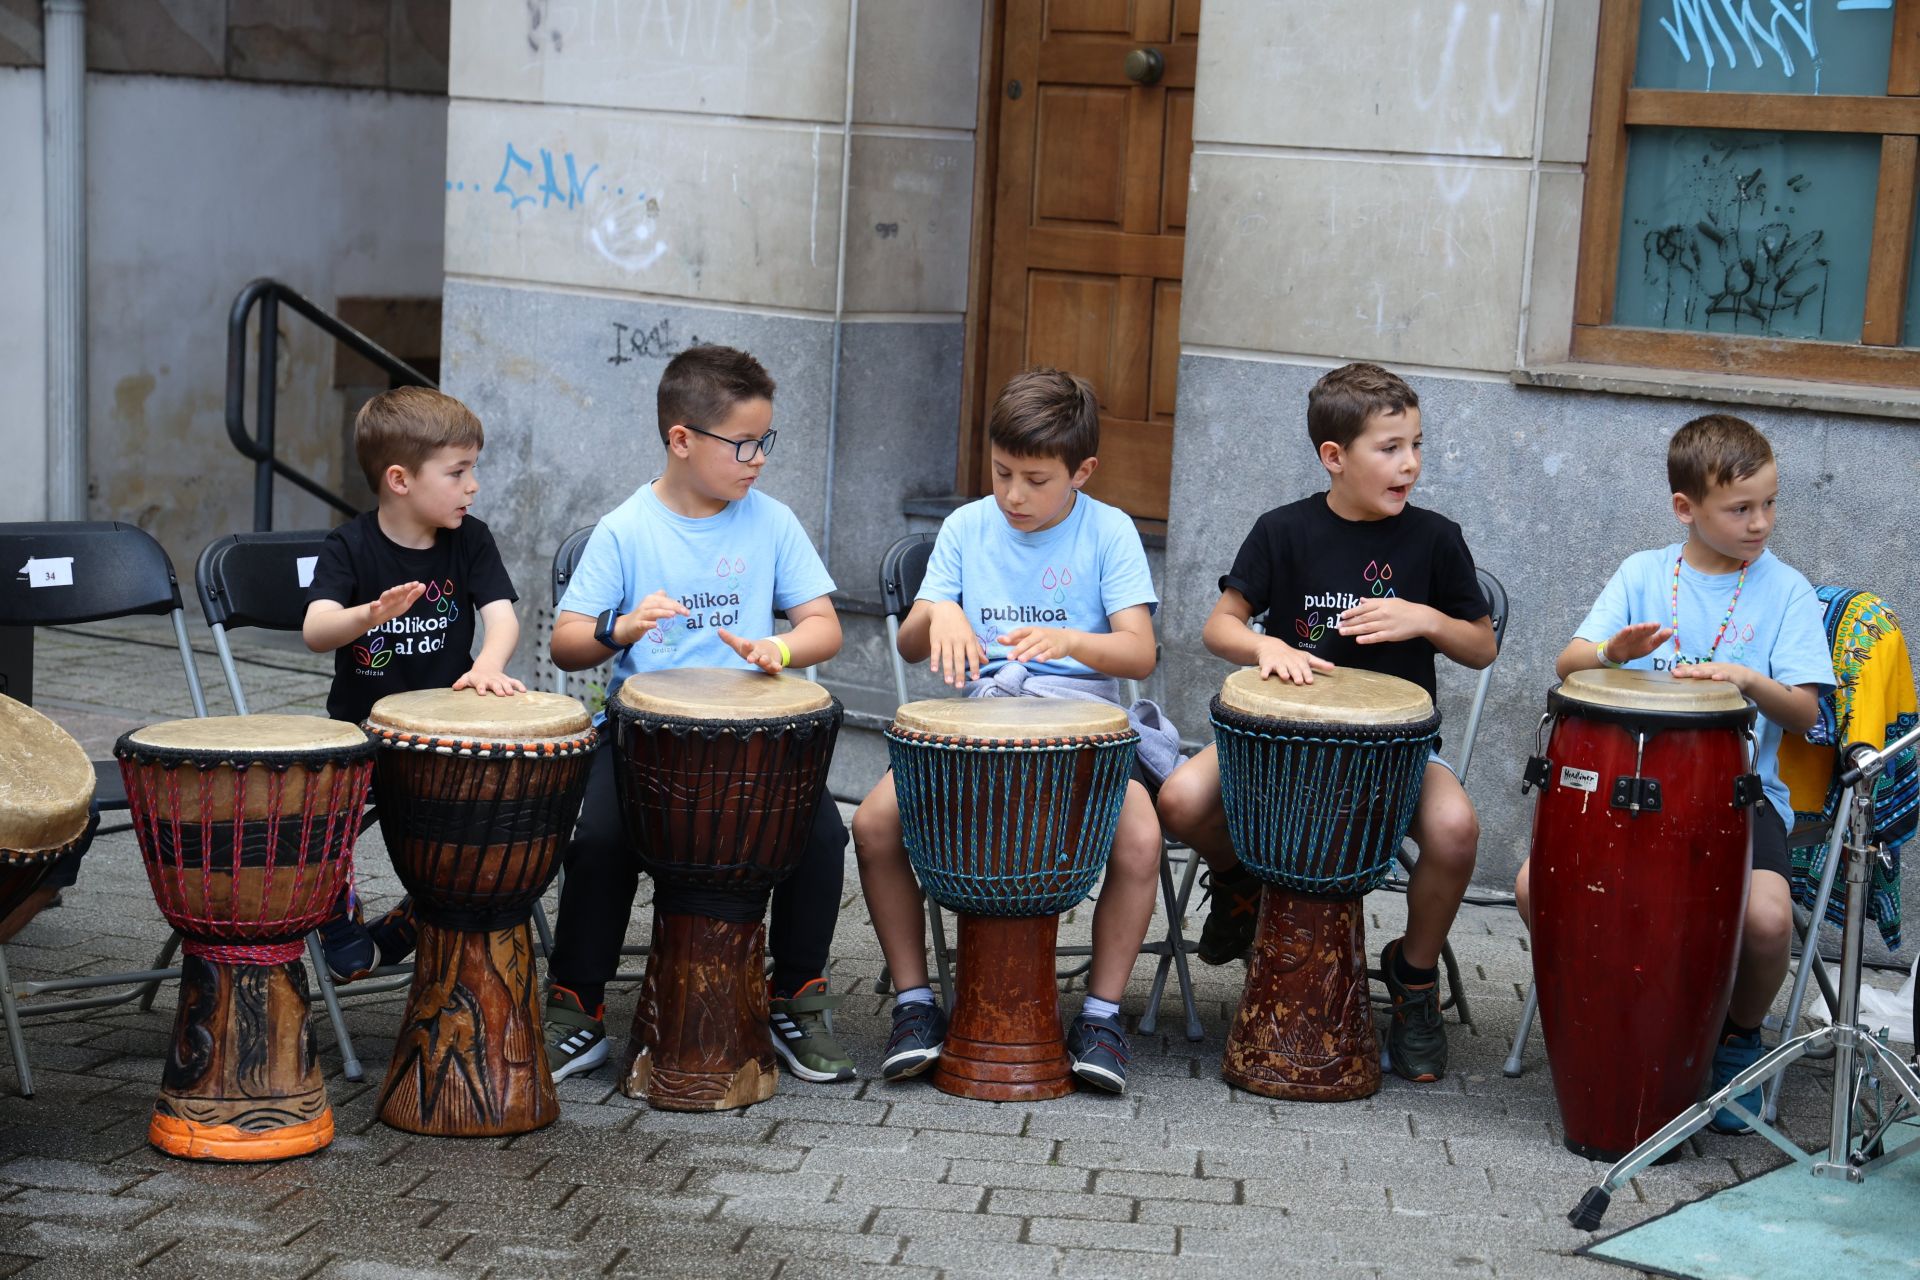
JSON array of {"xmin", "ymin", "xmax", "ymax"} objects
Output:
[
  {"xmin": 881, "ymin": 1000, "xmax": 947, "ymax": 1080},
  {"xmin": 1067, "ymin": 1011, "xmax": 1130, "ymax": 1093},
  {"xmin": 1707, "ymin": 1029, "xmax": 1765, "ymax": 1134},
  {"xmin": 317, "ymin": 910, "xmax": 376, "ymax": 984}
]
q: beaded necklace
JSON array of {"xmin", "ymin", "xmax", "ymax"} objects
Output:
[{"xmin": 1670, "ymin": 548, "xmax": 1747, "ymax": 662}]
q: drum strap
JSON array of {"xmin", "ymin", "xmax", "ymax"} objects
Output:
[
  {"xmin": 411, "ymin": 899, "xmax": 541, "ymax": 933},
  {"xmin": 183, "ymin": 937, "xmax": 306, "ymax": 966},
  {"xmin": 653, "ymin": 883, "xmax": 774, "ymax": 924}
]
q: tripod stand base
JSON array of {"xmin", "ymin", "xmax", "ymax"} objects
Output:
[{"xmin": 1564, "ymin": 1137, "xmax": 1680, "ymax": 1166}]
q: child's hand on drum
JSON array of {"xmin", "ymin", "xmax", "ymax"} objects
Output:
[
  {"xmin": 1670, "ymin": 661, "xmax": 1752, "ymax": 690},
  {"xmin": 1337, "ymin": 598, "xmax": 1433, "ymax": 645},
  {"xmin": 1253, "ymin": 636, "xmax": 1334, "ymax": 684},
  {"xmin": 999, "ymin": 626, "xmax": 1077, "ymax": 667},
  {"xmin": 717, "ymin": 629, "xmax": 787, "ymax": 674},
  {"xmin": 369, "ymin": 581, "xmax": 427, "ymax": 627},
  {"xmin": 453, "ymin": 667, "xmax": 526, "ymax": 696},
  {"xmin": 1602, "ymin": 621, "xmax": 1674, "ymax": 664},
  {"xmin": 927, "ymin": 606, "xmax": 989, "ymax": 688}
]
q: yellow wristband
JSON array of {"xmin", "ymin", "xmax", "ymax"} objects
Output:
[
  {"xmin": 1596, "ymin": 639, "xmax": 1622, "ymax": 669},
  {"xmin": 772, "ymin": 637, "xmax": 792, "ymax": 668}
]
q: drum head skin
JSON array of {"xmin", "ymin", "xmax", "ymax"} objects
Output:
[
  {"xmin": 615, "ymin": 668, "xmax": 833, "ymax": 720},
  {"xmin": 891, "ymin": 698, "xmax": 1131, "ymax": 740},
  {"xmin": 0, "ymin": 695, "xmax": 94, "ymax": 855},
  {"xmin": 1217, "ymin": 667, "xmax": 1434, "ymax": 727},
  {"xmin": 366, "ymin": 689, "xmax": 592, "ymax": 741},
  {"xmin": 128, "ymin": 714, "xmax": 368, "ymax": 754},
  {"xmin": 1558, "ymin": 668, "xmax": 1748, "ymax": 715}
]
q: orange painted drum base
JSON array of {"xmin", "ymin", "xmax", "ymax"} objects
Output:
[
  {"xmin": 151, "ymin": 954, "xmax": 333, "ymax": 1162},
  {"xmin": 1222, "ymin": 888, "xmax": 1380, "ymax": 1102},
  {"xmin": 932, "ymin": 914, "xmax": 1074, "ymax": 1102}
]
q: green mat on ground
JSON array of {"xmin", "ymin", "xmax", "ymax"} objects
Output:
[{"xmin": 1581, "ymin": 1121, "xmax": 1920, "ymax": 1279}]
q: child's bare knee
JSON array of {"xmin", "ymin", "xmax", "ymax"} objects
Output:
[
  {"xmin": 1156, "ymin": 773, "xmax": 1211, "ymax": 840},
  {"xmin": 1745, "ymin": 893, "xmax": 1793, "ymax": 953},
  {"xmin": 851, "ymin": 796, "xmax": 899, "ymax": 863}
]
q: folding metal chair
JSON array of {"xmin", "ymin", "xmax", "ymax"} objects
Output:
[
  {"xmin": 0, "ymin": 521, "xmax": 210, "ymax": 1095},
  {"xmin": 868, "ymin": 532, "xmax": 1206, "ymax": 1039}
]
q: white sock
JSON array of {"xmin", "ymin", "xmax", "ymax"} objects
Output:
[
  {"xmin": 895, "ymin": 986, "xmax": 935, "ymax": 1008},
  {"xmin": 1082, "ymin": 995, "xmax": 1120, "ymax": 1021}
]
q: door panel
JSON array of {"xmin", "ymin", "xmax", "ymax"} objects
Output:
[{"xmin": 1034, "ymin": 89, "xmax": 1131, "ymax": 226}]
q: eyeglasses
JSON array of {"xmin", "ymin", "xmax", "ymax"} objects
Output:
[{"xmin": 684, "ymin": 424, "xmax": 778, "ymax": 463}]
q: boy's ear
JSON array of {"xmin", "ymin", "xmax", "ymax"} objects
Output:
[
  {"xmin": 665, "ymin": 424, "xmax": 692, "ymax": 458},
  {"xmin": 1671, "ymin": 491, "xmax": 1695, "ymax": 528},
  {"xmin": 1318, "ymin": 440, "xmax": 1345, "ymax": 474},
  {"xmin": 383, "ymin": 464, "xmax": 411, "ymax": 497},
  {"xmin": 1070, "ymin": 456, "xmax": 1099, "ymax": 488}
]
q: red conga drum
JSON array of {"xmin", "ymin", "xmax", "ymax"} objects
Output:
[
  {"xmin": 886, "ymin": 699, "xmax": 1138, "ymax": 1101},
  {"xmin": 1209, "ymin": 669, "xmax": 1439, "ymax": 1101},
  {"xmin": 1525, "ymin": 669, "xmax": 1758, "ymax": 1161},
  {"xmin": 363, "ymin": 689, "xmax": 595, "ymax": 1137},
  {"xmin": 608, "ymin": 669, "xmax": 841, "ymax": 1112},
  {"xmin": 117, "ymin": 715, "xmax": 373, "ymax": 1161},
  {"xmin": 0, "ymin": 695, "xmax": 94, "ymax": 924}
]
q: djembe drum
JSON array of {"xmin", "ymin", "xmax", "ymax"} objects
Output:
[
  {"xmin": 0, "ymin": 695, "xmax": 94, "ymax": 927},
  {"xmin": 608, "ymin": 669, "xmax": 842, "ymax": 1112},
  {"xmin": 887, "ymin": 699, "xmax": 1138, "ymax": 1101},
  {"xmin": 1212, "ymin": 668, "xmax": 1439, "ymax": 1101},
  {"xmin": 1525, "ymin": 669, "xmax": 1758, "ymax": 1161},
  {"xmin": 363, "ymin": 689, "xmax": 595, "ymax": 1137},
  {"xmin": 117, "ymin": 715, "xmax": 373, "ymax": 1161}
]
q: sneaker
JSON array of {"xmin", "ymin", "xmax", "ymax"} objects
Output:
[
  {"xmin": 317, "ymin": 910, "xmax": 377, "ymax": 985},
  {"xmin": 768, "ymin": 978, "xmax": 856, "ymax": 1083},
  {"xmin": 1067, "ymin": 1011, "xmax": 1130, "ymax": 1093},
  {"xmin": 1707, "ymin": 1029, "xmax": 1765, "ymax": 1134},
  {"xmin": 366, "ymin": 897, "xmax": 418, "ymax": 968},
  {"xmin": 1197, "ymin": 863, "xmax": 1263, "ymax": 965},
  {"xmin": 543, "ymin": 986, "xmax": 609, "ymax": 1081},
  {"xmin": 1380, "ymin": 939, "xmax": 1447, "ymax": 1083},
  {"xmin": 881, "ymin": 1000, "xmax": 948, "ymax": 1080}
]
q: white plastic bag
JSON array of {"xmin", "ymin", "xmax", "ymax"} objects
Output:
[{"xmin": 1802, "ymin": 952, "xmax": 1917, "ymax": 1045}]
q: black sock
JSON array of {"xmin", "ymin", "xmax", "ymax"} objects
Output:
[
  {"xmin": 556, "ymin": 982, "xmax": 605, "ymax": 1015},
  {"xmin": 1392, "ymin": 944, "xmax": 1438, "ymax": 987},
  {"xmin": 771, "ymin": 968, "xmax": 819, "ymax": 1000},
  {"xmin": 1722, "ymin": 1017, "xmax": 1760, "ymax": 1041},
  {"xmin": 1215, "ymin": 859, "xmax": 1258, "ymax": 887}
]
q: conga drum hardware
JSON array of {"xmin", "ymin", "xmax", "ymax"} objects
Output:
[
  {"xmin": 609, "ymin": 669, "xmax": 842, "ymax": 1112},
  {"xmin": 1210, "ymin": 668, "xmax": 1439, "ymax": 1102},
  {"xmin": 117, "ymin": 715, "xmax": 374, "ymax": 1161},
  {"xmin": 0, "ymin": 696, "xmax": 95, "ymax": 924},
  {"xmin": 365, "ymin": 689, "xmax": 595, "ymax": 1138},
  {"xmin": 887, "ymin": 698, "xmax": 1138, "ymax": 1102},
  {"xmin": 1525, "ymin": 669, "xmax": 1759, "ymax": 1162}
]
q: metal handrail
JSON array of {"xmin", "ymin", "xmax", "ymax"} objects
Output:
[{"xmin": 224, "ymin": 277, "xmax": 437, "ymax": 531}]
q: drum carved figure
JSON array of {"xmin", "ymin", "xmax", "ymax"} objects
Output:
[
  {"xmin": 1211, "ymin": 668, "xmax": 1439, "ymax": 1102},
  {"xmin": 887, "ymin": 699, "xmax": 1138, "ymax": 1102},
  {"xmin": 608, "ymin": 669, "xmax": 842, "ymax": 1112},
  {"xmin": 117, "ymin": 715, "xmax": 374, "ymax": 1161},
  {"xmin": 1526, "ymin": 669, "xmax": 1758, "ymax": 1161},
  {"xmin": 365, "ymin": 689, "xmax": 595, "ymax": 1137}
]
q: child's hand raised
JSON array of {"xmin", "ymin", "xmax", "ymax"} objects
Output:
[
  {"xmin": 718, "ymin": 629, "xmax": 787, "ymax": 674},
  {"xmin": 1603, "ymin": 621, "xmax": 1674, "ymax": 665},
  {"xmin": 927, "ymin": 610, "xmax": 988, "ymax": 689},
  {"xmin": 369, "ymin": 581, "xmax": 426, "ymax": 627},
  {"xmin": 1337, "ymin": 598, "xmax": 1433, "ymax": 645},
  {"xmin": 453, "ymin": 667, "xmax": 526, "ymax": 696},
  {"xmin": 1253, "ymin": 636, "xmax": 1334, "ymax": 684},
  {"xmin": 628, "ymin": 591, "xmax": 692, "ymax": 631},
  {"xmin": 998, "ymin": 626, "xmax": 1078, "ymax": 667}
]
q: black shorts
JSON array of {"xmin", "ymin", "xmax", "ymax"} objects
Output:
[{"xmin": 1752, "ymin": 803, "xmax": 1789, "ymax": 880}]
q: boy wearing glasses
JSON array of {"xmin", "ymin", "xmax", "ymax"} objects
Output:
[{"xmin": 542, "ymin": 344, "xmax": 855, "ymax": 1086}]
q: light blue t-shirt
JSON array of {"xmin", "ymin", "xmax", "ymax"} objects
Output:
[
  {"xmin": 917, "ymin": 493, "xmax": 1158, "ymax": 679},
  {"xmin": 1574, "ymin": 543, "xmax": 1835, "ymax": 827},
  {"xmin": 558, "ymin": 483, "xmax": 835, "ymax": 691}
]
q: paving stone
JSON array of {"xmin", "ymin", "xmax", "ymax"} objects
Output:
[
  {"xmin": 694, "ymin": 1169, "xmax": 837, "ymax": 1200},
  {"xmin": 831, "ymin": 1176, "xmax": 985, "ymax": 1212},
  {"xmin": 1134, "ymin": 1199, "xmax": 1291, "ymax": 1230},
  {"xmin": 986, "ymin": 1186, "xmax": 1135, "ymax": 1221},
  {"xmin": 798, "ymin": 1145, "xmax": 949, "ymax": 1182},
  {"xmin": 869, "ymin": 1205, "xmax": 1024, "ymax": 1241},
  {"xmin": 768, "ymin": 1120, "xmax": 916, "ymax": 1152},
  {"xmin": 601, "ymin": 1249, "xmax": 779, "ymax": 1280},
  {"xmin": 881, "ymin": 1100, "xmax": 1032, "ymax": 1135},
  {"xmin": 946, "ymin": 1157, "xmax": 1092, "ymax": 1193},
  {"xmin": 1025, "ymin": 1216, "xmax": 1177, "ymax": 1253},
  {"xmin": 896, "ymin": 1131, "xmax": 1059, "ymax": 1165},
  {"xmin": 0, "ymin": 1190, "xmax": 163, "ymax": 1227},
  {"xmin": 897, "ymin": 1237, "xmax": 1062, "ymax": 1274},
  {"xmin": 1092, "ymin": 1168, "xmax": 1237, "ymax": 1202},
  {"xmin": 0, "ymin": 1159, "xmax": 141, "ymax": 1194},
  {"xmin": 739, "ymin": 1225, "xmax": 902, "ymax": 1264},
  {"xmin": 1055, "ymin": 1140, "xmax": 1198, "ymax": 1175},
  {"xmin": 716, "ymin": 1194, "xmax": 873, "ymax": 1231},
  {"xmin": 450, "ymin": 1237, "xmax": 625, "ymax": 1276}
]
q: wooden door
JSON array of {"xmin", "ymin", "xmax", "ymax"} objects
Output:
[{"xmin": 983, "ymin": 0, "xmax": 1199, "ymax": 523}]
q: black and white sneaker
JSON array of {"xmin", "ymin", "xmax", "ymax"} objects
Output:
[
  {"xmin": 1067, "ymin": 1011, "xmax": 1130, "ymax": 1093},
  {"xmin": 880, "ymin": 1000, "xmax": 948, "ymax": 1080},
  {"xmin": 543, "ymin": 985, "xmax": 609, "ymax": 1081}
]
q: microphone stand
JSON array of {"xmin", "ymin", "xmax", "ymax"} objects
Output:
[{"xmin": 1569, "ymin": 723, "xmax": 1920, "ymax": 1231}]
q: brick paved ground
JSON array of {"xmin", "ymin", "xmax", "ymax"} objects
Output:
[{"xmin": 0, "ymin": 620, "xmax": 1891, "ymax": 1279}]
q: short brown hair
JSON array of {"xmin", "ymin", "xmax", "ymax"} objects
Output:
[
  {"xmin": 988, "ymin": 368, "xmax": 1100, "ymax": 469},
  {"xmin": 355, "ymin": 387, "xmax": 484, "ymax": 488},
  {"xmin": 658, "ymin": 345, "xmax": 776, "ymax": 444},
  {"xmin": 1306, "ymin": 362, "xmax": 1419, "ymax": 452},
  {"xmin": 1668, "ymin": 413, "xmax": 1775, "ymax": 500}
]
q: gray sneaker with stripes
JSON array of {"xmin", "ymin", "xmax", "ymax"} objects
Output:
[{"xmin": 543, "ymin": 985, "xmax": 610, "ymax": 1081}]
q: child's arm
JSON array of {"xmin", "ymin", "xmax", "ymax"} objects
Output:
[
  {"xmin": 1338, "ymin": 598, "xmax": 1497, "ymax": 670},
  {"xmin": 1555, "ymin": 622, "xmax": 1674, "ymax": 679},
  {"xmin": 302, "ymin": 582, "xmax": 426, "ymax": 653},
  {"xmin": 1202, "ymin": 587, "xmax": 1334, "ymax": 684},
  {"xmin": 718, "ymin": 594, "xmax": 842, "ymax": 674},
  {"xmin": 1000, "ymin": 604, "xmax": 1157, "ymax": 682},
  {"xmin": 1672, "ymin": 664, "xmax": 1821, "ymax": 734},
  {"xmin": 898, "ymin": 600, "xmax": 988, "ymax": 690},
  {"xmin": 550, "ymin": 591, "xmax": 692, "ymax": 671},
  {"xmin": 454, "ymin": 599, "xmax": 527, "ymax": 695}
]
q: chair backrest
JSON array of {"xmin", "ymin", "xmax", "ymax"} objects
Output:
[
  {"xmin": 1477, "ymin": 566, "xmax": 1510, "ymax": 649},
  {"xmin": 196, "ymin": 531, "xmax": 332, "ymax": 633},
  {"xmin": 880, "ymin": 533, "xmax": 938, "ymax": 621},
  {"xmin": 553, "ymin": 524, "xmax": 597, "ymax": 610},
  {"xmin": 0, "ymin": 521, "xmax": 187, "ymax": 625}
]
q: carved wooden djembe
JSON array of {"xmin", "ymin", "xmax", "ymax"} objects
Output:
[
  {"xmin": 117, "ymin": 714, "xmax": 374, "ymax": 1160},
  {"xmin": 1211, "ymin": 668, "xmax": 1438, "ymax": 1102},
  {"xmin": 364, "ymin": 689, "xmax": 595, "ymax": 1137},
  {"xmin": 887, "ymin": 699, "xmax": 1138, "ymax": 1102},
  {"xmin": 608, "ymin": 669, "xmax": 842, "ymax": 1112}
]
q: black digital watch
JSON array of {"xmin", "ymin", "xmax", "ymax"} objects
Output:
[{"xmin": 594, "ymin": 607, "xmax": 624, "ymax": 651}]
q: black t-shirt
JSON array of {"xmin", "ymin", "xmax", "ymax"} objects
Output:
[
  {"xmin": 1220, "ymin": 495, "xmax": 1485, "ymax": 700},
  {"xmin": 307, "ymin": 512, "xmax": 518, "ymax": 725}
]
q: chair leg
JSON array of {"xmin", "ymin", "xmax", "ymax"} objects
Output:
[
  {"xmin": 1765, "ymin": 817, "xmax": 1849, "ymax": 1123},
  {"xmin": 1438, "ymin": 939, "xmax": 1472, "ymax": 1028},
  {"xmin": 0, "ymin": 946, "xmax": 33, "ymax": 1098},
  {"xmin": 1139, "ymin": 844, "xmax": 1204, "ymax": 1042},
  {"xmin": 1503, "ymin": 980, "xmax": 1538, "ymax": 1078},
  {"xmin": 307, "ymin": 932, "xmax": 364, "ymax": 1083},
  {"xmin": 928, "ymin": 901, "xmax": 954, "ymax": 1009},
  {"xmin": 136, "ymin": 931, "xmax": 183, "ymax": 1012},
  {"xmin": 532, "ymin": 899, "xmax": 556, "ymax": 960}
]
